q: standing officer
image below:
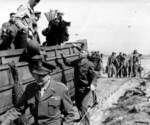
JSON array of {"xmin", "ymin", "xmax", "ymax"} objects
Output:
[
  {"xmin": 0, "ymin": 65, "xmax": 75, "ymax": 125},
  {"xmin": 60, "ymin": 50, "xmax": 97, "ymax": 125},
  {"xmin": 0, "ymin": 0, "xmax": 40, "ymax": 50}
]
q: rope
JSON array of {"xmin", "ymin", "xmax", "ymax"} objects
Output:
[
  {"xmin": 76, "ymin": 69, "xmax": 150, "ymax": 125},
  {"xmin": 8, "ymin": 61, "xmax": 27, "ymax": 125}
]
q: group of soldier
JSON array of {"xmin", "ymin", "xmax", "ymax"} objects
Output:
[
  {"xmin": 0, "ymin": 0, "xmax": 96, "ymax": 125},
  {"xmin": 107, "ymin": 50, "xmax": 143, "ymax": 78},
  {"xmin": 0, "ymin": 39, "xmax": 100, "ymax": 125},
  {"xmin": 0, "ymin": 0, "xmax": 144, "ymax": 125},
  {"xmin": 0, "ymin": 0, "xmax": 72, "ymax": 50}
]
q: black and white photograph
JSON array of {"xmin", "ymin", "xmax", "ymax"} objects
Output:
[{"xmin": 0, "ymin": 0, "xmax": 150, "ymax": 125}]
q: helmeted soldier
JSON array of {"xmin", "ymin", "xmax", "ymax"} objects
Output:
[
  {"xmin": 129, "ymin": 50, "xmax": 140, "ymax": 77},
  {"xmin": 107, "ymin": 52, "xmax": 118, "ymax": 78},
  {"xmin": 116, "ymin": 52, "xmax": 125, "ymax": 78},
  {"xmin": 60, "ymin": 50, "xmax": 97, "ymax": 125},
  {"xmin": 122, "ymin": 53, "xmax": 129, "ymax": 77}
]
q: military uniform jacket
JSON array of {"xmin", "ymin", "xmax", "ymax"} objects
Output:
[
  {"xmin": 46, "ymin": 20, "xmax": 69, "ymax": 46},
  {"xmin": 15, "ymin": 79, "xmax": 75, "ymax": 125},
  {"xmin": 116, "ymin": 55, "xmax": 125, "ymax": 66},
  {"xmin": 107, "ymin": 56, "xmax": 118, "ymax": 66},
  {"xmin": 62, "ymin": 58, "xmax": 97, "ymax": 90},
  {"xmin": 14, "ymin": 2, "xmax": 36, "ymax": 32}
]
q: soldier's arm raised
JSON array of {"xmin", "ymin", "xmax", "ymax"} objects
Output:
[{"xmin": 60, "ymin": 52, "xmax": 76, "ymax": 67}]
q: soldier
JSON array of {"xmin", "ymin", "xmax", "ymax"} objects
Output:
[
  {"xmin": 0, "ymin": 13, "xmax": 16, "ymax": 49},
  {"xmin": 122, "ymin": 53, "xmax": 129, "ymax": 78},
  {"xmin": 42, "ymin": 13, "xmax": 72, "ymax": 47},
  {"xmin": 0, "ymin": 65, "xmax": 75, "ymax": 125},
  {"xmin": 72, "ymin": 44, "xmax": 98, "ymax": 108},
  {"xmin": 116, "ymin": 52, "xmax": 125, "ymax": 78},
  {"xmin": 107, "ymin": 52, "xmax": 118, "ymax": 78},
  {"xmin": 99, "ymin": 53, "xmax": 104, "ymax": 76},
  {"xmin": 1, "ymin": 12, "xmax": 16, "ymax": 33},
  {"xmin": 60, "ymin": 50, "xmax": 97, "ymax": 125},
  {"xmin": 138, "ymin": 54, "xmax": 143, "ymax": 78},
  {"xmin": 0, "ymin": 0, "xmax": 41, "ymax": 50},
  {"xmin": 129, "ymin": 50, "xmax": 140, "ymax": 77}
]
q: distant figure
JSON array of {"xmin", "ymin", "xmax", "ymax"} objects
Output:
[
  {"xmin": 107, "ymin": 52, "xmax": 118, "ymax": 78},
  {"xmin": 99, "ymin": 53, "xmax": 104, "ymax": 75},
  {"xmin": 138, "ymin": 53, "xmax": 143, "ymax": 78},
  {"xmin": 129, "ymin": 50, "xmax": 140, "ymax": 78},
  {"xmin": 116, "ymin": 52, "xmax": 125, "ymax": 78},
  {"xmin": 42, "ymin": 13, "xmax": 72, "ymax": 47},
  {"xmin": 0, "ymin": 0, "xmax": 40, "ymax": 50},
  {"xmin": 122, "ymin": 53, "xmax": 129, "ymax": 78}
]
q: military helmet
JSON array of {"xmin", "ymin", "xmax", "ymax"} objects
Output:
[
  {"xmin": 112, "ymin": 52, "xmax": 116, "ymax": 55},
  {"xmin": 26, "ymin": 39, "xmax": 40, "ymax": 57},
  {"xmin": 133, "ymin": 50, "xmax": 138, "ymax": 54}
]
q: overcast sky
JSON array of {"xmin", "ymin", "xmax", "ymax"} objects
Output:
[{"xmin": 0, "ymin": 0, "xmax": 150, "ymax": 55}]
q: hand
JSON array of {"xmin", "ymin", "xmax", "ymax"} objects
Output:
[
  {"xmin": 0, "ymin": 108, "xmax": 21, "ymax": 123},
  {"xmin": 60, "ymin": 52, "xmax": 64, "ymax": 58},
  {"xmin": 72, "ymin": 43, "xmax": 77, "ymax": 47},
  {"xmin": 90, "ymin": 84, "xmax": 95, "ymax": 91},
  {"xmin": 21, "ymin": 27, "xmax": 28, "ymax": 33}
]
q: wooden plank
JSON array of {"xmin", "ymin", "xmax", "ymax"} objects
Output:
[
  {"xmin": 0, "ymin": 40, "xmax": 87, "ymax": 115},
  {"xmin": 0, "ymin": 89, "xmax": 13, "ymax": 109}
]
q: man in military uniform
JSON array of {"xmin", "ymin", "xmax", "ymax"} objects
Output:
[
  {"xmin": 42, "ymin": 14, "xmax": 72, "ymax": 47},
  {"xmin": 0, "ymin": 12, "xmax": 16, "ymax": 49},
  {"xmin": 1, "ymin": 12, "xmax": 16, "ymax": 39},
  {"xmin": 0, "ymin": 0, "xmax": 40, "ymax": 50},
  {"xmin": 116, "ymin": 52, "xmax": 125, "ymax": 78},
  {"xmin": 0, "ymin": 65, "xmax": 75, "ymax": 125},
  {"xmin": 129, "ymin": 50, "xmax": 140, "ymax": 77},
  {"xmin": 107, "ymin": 52, "xmax": 118, "ymax": 78},
  {"xmin": 60, "ymin": 50, "xmax": 97, "ymax": 125},
  {"xmin": 122, "ymin": 53, "xmax": 129, "ymax": 78}
]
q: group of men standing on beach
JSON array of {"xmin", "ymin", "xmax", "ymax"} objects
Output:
[{"xmin": 107, "ymin": 50, "xmax": 143, "ymax": 78}]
